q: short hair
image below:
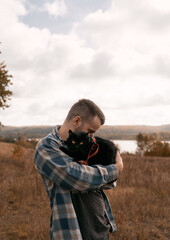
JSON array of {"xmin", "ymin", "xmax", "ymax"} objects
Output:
[{"xmin": 65, "ymin": 99, "xmax": 105, "ymax": 125}]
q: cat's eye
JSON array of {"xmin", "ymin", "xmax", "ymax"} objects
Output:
[
  {"xmin": 79, "ymin": 142, "xmax": 83, "ymax": 145},
  {"xmin": 72, "ymin": 140, "xmax": 76, "ymax": 144}
]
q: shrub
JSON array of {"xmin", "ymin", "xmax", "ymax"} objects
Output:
[{"xmin": 136, "ymin": 133, "xmax": 170, "ymax": 157}]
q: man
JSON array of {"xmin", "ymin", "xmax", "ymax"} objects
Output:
[{"xmin": 34, "ymin": 99, "xmax": 123, "ymax": 240}]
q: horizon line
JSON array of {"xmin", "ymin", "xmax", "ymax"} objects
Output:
[{"xmin": 2, "ymin": 123, "xmax": 170, "ymax": 128}]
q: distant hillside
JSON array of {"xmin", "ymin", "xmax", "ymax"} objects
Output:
[
  {"xmin": 0, "ymin": 124, "xmax": 170, "ymax": 140},
  {"xmin": 95, "ymin": 124, "xmax": 170, "ymax": 140},
  {"xmin": 0, "ymin": 126, "xmax": 54, "ymax": 139}
]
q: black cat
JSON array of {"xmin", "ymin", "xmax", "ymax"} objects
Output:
[{"xmin": 60, "ymin": 130, "xmax": 118, "ymax": 166}]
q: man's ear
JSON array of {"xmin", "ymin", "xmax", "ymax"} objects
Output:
[{"xmin": 73, "ymin": 116, "xmax": 82, "ymax": 127}]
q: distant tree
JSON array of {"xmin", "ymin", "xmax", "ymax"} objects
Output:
[
  {"xmin": 147, "ymin": 140, "xmax": 170, "ymax": 157},
  {"xmin": 0, "ymin": 46, "xmax": 13, "ymax": 126},
  {"xmin": 0, "ymin": 56, "xmax": 13, "ymax": 109},
  {"xmin": 136, "ymin": 133, "xmax": 155, "ymax": 156},
  {"xmin": 136, "ymin": 133, "xmax": 170, "ymax": 157}
]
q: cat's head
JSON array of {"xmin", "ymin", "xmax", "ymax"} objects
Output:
[{"xmin": 66, "ymin": 130, "xmax": 91, "ymax": 152}]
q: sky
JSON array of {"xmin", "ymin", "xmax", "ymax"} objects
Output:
[{"xmin": 0, "ymin": 0, "xmax": 170, "ymax": 126}]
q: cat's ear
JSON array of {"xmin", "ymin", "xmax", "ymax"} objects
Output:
[{"xmin": 69, "ymin": 129, "xmax": 73, "ymax": 135}]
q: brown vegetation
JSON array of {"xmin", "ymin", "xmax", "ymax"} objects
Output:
[
  {"xmin": 0, "ymin": 142, "xmax": 50, "ymax": 240},
  {"xmin": 0, "ymin": 142, "xmax": 169, "ymax": 240},
  {"xmin": 108, "ymin": 154, "xmax": 170, "ymax": 240},
  {"xmin": 136, "ymin": 133, "xmax": 170, "ymax": 157}
]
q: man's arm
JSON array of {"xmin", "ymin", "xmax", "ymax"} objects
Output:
[
  {"xmin": 34, "ymin": 137, "xmax": 119, "ymax": 192},
  {"xmin": 115, "ymin": 151, "xmax": 123, "ymax": 173},
  {"xmin": 100, "ymin": 151, "xmax": 123, "ymax": 190}
]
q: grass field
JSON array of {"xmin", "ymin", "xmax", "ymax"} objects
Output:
[{"xmin": 0, "ymin": 142, "xmax": 169, "ymax": 240}]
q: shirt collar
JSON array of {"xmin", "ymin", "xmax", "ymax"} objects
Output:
[{"xmin": 52, "ymin": 125, "xmax": 65, "ymax": 144}]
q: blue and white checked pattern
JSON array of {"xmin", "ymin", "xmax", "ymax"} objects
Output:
[{"xmin": 34, "ymin": 126, "xmax": 118, "ymax": 240}]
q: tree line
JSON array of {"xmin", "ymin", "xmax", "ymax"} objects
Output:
[{"xmin": 136, "ymin": 133, "xmax": 170, "ymax": 157}]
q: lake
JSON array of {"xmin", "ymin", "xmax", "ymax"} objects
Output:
[
  {"xmin": 113, "ymin": 140, "xmax": 170, "ymax": 153},
  {"xmin": 113, "ymin": 140, "xmax": 137, "ymax": 153}
]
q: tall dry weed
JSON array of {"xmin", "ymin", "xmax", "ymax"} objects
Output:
[
  {"xmin": 108, "ymin": 155, "xmax": 170, "ymax": 240},
  {"xmin": 0, "ymin": 143, "xmax": 169, "ymax": 240}
]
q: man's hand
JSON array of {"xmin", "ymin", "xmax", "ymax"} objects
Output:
[{"xmin": 115, "ymin": 151, "xmax": 123, "ymax": 173}]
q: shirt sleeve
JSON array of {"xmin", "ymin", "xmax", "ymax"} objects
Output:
[
  {"xmin": 34, "ymin": 137, "xmax": 118, "ymax": 192},
  {"xmin": 100, "ymin": 180, "xmax": 117, "ymax": 190}
]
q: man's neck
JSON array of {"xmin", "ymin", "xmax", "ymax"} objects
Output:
[{"xmin": 58, "ymin": 124, "xmax": 69, "ymax": 141}]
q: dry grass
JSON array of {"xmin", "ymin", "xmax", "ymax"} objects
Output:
[
  {"xmin": 0, "ymin": 142, "xmax": 50, "ymax": 240},
  {"xmin": 108, "ymin": 154, "xmax": 170, "ymax": 240},
  {"xmin": 0, "ymin": 142, "xmax": 169, "ymax": 240}
]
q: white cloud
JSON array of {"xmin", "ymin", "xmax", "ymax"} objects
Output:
[
  {"xmin": 69, "ymin": 51, "xmax": 117, "ymax": 81},
  {"xmin": 0, "ymin": 0, "xmax": 27, "ymax": 18},
  {"xmin": 72, "ymin": 0, "xmax": 170, "ymax": 80},
  {"xmin": 43, "ymin": 0, "xmax": 67, "ymax": 18},
  {"xmin": 0, "ymin": 0, "xmax": 94, "ymax": 97},
  {"xmin": 0, "ymin": 0, "xmax": 170, "ymax": 126},
  {"xmin": 148, "ymin": 0, "xmax": 170, "ymax": 12}
]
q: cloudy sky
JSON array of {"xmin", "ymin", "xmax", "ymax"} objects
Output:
[{"xmin": 0, "ymin": 0, "xmax": 170, "ymax": 126}]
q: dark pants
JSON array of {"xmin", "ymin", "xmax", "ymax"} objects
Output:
[{"xmin": 71, "ymin": 190, "xmax": 111, "ymax": 240}]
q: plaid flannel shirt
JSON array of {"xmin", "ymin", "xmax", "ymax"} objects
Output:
[{"xmin": 34, "ymin": 126, "xmax": 118, "ymax": 240}]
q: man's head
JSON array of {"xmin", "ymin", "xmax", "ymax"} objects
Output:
[{"xmin": 63, "ymin": 99, "xmax": 105, "ymax": 137}]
